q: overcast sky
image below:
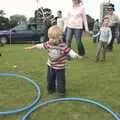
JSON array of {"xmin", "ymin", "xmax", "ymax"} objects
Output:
[{"xmin": 0, "ymin": 0, "xmax": 120, "ymax": 19}]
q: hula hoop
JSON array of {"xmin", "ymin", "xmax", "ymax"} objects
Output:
[
  {"xmin": 22, "ymin": 97, "xmax": 120, "ymax": 120},
  {"xmin": 0, "ymin": 73, "xmax": 41, "ymax": 116}
]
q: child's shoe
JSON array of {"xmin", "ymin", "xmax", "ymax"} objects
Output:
[
  {"xmin": 94, "ymin": 59, "xmax": 99, "ymax": 62},
  {"xmin": 100, "ymin": 59, "xmax": 105, "ymax": 62},
  {"xmin": 78, "ymin": 55, "xmax": 83, "ymax": 59},
  {"xmin": 57, "ymin": 93, "xmax": 65, "ymax": 98},
  {"xmin": 94, "ymin": 57, "xmax": 99, "ymax": 62},
  {"xmin": 48, "ymin": 89, "xmax": 56, "ymax": 94}
]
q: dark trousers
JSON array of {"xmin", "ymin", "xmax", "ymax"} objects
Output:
[
  {"xmin": 66, "ymin": 28, "xmax": 85, "ymax": 56},
  {"xmin": 92, "ymin": 30, "xmax": 99, "ymax": 43},
  {"xmin": 63, "ymin": 27, "xmax": 67, "ymax": 43},
  {"xmin": 107, "ymin": 26, "xmax": 116, "ymax": 51},
  {"xmin": 47, "ymin": 66, "xmax": 65, "ymax": 94}
]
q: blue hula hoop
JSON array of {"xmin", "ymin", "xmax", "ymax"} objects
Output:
[
  {"xmin": 22, "ymin": 97, "xmax": 120, "ymax": 120},
  {"xmin": 0, "ymin": 73, "xmax": 41, "ymax": 116}
]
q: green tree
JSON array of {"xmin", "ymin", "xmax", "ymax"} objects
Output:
[
  {"xmin": 0, "ymin": 16, "xmax": 10, "ymax": 30},
  {"xmin": 28, "ymin": 17, "xmax": 36, "ymax": 23},
  {"xmin": 10, "ymin": 14, "xmax": 27, "ymax": 24},
  {"xmin": 34, "ymin": 7, "xmax": 54, "ymax": 26},
  {"xmin": 0, "ymin": 10, "xmax": 5, "ymax": 16}
]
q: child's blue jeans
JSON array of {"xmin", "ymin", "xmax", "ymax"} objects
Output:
[{"xmin": 47, "ymin": 66, "xmax": 65, "ymax": 94}]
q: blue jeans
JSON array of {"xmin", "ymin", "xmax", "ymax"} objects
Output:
[
  {"xmin": 47, "ymin": 66, "xmax": 65, "ymax": 94},
  {"xmin": 66, "ymin": 28, "xmax": 85, "ymax": 56}
]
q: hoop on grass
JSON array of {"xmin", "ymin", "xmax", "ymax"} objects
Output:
[
  {"xmin": 22, "ymin": 98, "xmax": 120, "ymax": 120},
  {"xmin": 0, "ymin": 73, "xmax": 41, "ymax": 116}
]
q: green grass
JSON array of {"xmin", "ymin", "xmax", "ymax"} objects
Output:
[{"xmin": 0, "ymin": 37, "xmax": 120, "ymax": 120}]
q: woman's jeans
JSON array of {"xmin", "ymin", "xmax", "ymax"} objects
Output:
[{"xmin": 66, "ymin": 28, "xmax": 85, "ymax": 56}]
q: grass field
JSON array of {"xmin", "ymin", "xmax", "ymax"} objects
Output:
[{"xmin": 0, "ymin": 36, "xmax": 120, "ymax": 120}]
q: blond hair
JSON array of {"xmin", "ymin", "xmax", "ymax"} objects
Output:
[{"xmin": 48, "ymin": 25, "xmax": 63, "ymax": 43}]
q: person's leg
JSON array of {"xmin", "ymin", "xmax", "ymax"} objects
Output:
[
  {"xmin": 74, "ymin": 29, "xmax": 85, "ymax": 56},
  {"xmin": 56, "ymin": 69, "xmax": 65, "ymax": 97},
  {"xmin": 47, "ymin": 66, "xmax": 56, "ymax": 93},
  {"xmin": 63, "ymin": 27, "xmax": 67, "ymax": 43},
  {"xmin": 95, "ymin": 41, "xmax": 102, "ymax": 61},
  {"xmin": 93, "ymin": 37, "xmax": 97, "ymax": 43},
  {"xmin": 107, "ymin": 26, "xmax": 115, "ymax": 51},
  {"xmin": 101, "ymin": 42, "xmax": 105, "ymax": 61},
  {"xmin": 103, "ymin": 43, "xmax": 108, "ymax": 61},
  {"xmin": 66, "ymin": 28, "xmax": 73, "ymax": 48},
  {"xmin": 93, "ymin": 31, "xmax": 97, "ymax": 43}
]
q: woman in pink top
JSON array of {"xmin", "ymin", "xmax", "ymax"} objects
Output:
[{"xmin": 66, "ymin": 0, "xmax": 89, "ymax": 56}]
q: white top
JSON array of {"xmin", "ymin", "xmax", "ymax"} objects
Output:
[
  {"xmin": 57, "ymin": 18, "xmax": 64, "ymax": 32},
  {"xmin": 66, "ymin": 4, "xmax": 88, "ymax": 31}
]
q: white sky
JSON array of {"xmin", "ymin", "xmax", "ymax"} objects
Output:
[{"xmin": 0, "ymin": 0, "xmax": 120, "ymax": 19}]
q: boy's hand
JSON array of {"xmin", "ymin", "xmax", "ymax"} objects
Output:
[
  {"xmin": 24, "ymin": 47, "xmax": 32, "ymax": 50},
  {"xmin": 85, "ymin": 29, "xmax": 90, "ymax": 33},
  {"xmin": 75, "ymin": 54, "xmax": 83, "ymax": 59},
  {"xmin": 77, "ymin": 55, "xmax": 83, "ymax": 59},
  {"xmin": 24, "ymin": 45, "xmax": 37, "ymax": 50}
]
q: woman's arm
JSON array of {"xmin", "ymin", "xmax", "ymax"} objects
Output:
[{"xmin": 82, "ymin": 7, "xmax": 89, "ymax": 32}]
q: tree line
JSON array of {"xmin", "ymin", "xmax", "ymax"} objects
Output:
[{"xmin": 0, "ymin": 8, "xmax": 95, "ymax": 30}]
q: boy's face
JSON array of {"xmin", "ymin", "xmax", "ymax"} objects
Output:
[
  {"xmin": 49, "ymin": 38, "xmax": 60, "ymax": 45},
  {"xmin": 103, "ymin": 18, "xmax": 109, "ymax": 27}
]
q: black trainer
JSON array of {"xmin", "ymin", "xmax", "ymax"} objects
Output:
[{"xmin": 57, "ymin": 93, "xmax": 65, "ymax": 98}]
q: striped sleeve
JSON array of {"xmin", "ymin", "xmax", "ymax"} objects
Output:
[
  {"xmin": 64, "ymin": 46, "xmax": 71, "ymax": 55},
  {"xmin": 43, "ymin": 41, "xmax": 51, "ymax": 49},
  {"xmin": 36, "ymin": 43, "xmax": 44, "ymax": 49}
]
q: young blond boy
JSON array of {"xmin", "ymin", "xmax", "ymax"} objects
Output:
[{"xmin": 24, "ymin": 25, "xmax": 82, "ymax": 97}]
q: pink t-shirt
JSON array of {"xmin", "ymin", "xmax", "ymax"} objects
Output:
[{"xmin": 67, "ymin": 4, "xmax": 88, "ymax": 31}]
